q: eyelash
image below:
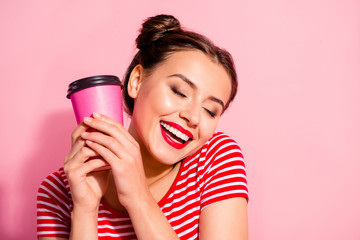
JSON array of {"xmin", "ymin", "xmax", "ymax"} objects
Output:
[
  {"xmin": 171, "ymin": 86, "xmax": 217, "ymax": 118},
  {"xmin": 171, "ymin": 86, "xmax": 187, "ymax": 98},
  {"xmin": 204, "ymin": 108, "xmax": 216, "ymax": 118}
]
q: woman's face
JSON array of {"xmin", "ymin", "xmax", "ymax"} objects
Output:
[{"xmin": 128, "ymin": 50, "xmax": 232, "ymax": 165}]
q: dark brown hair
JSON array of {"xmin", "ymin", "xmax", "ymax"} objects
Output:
[{"xmin": 123, "ymin": 14, "xmax": 238, "ymax": 115}]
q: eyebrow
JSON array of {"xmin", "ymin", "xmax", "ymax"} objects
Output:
[{"xmin": 168, "ymin": 73, "xmax": 225, "ymax": 111}]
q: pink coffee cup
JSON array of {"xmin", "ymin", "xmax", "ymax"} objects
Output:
[
  {"xmin": 67, "ymin": 75, "xmax": 123, "ymax": 125},
  {"xmin": 67, "ymin": 75, "xmax": 123, "ymax": 171}
]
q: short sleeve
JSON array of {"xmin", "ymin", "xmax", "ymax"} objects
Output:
[
  {"xmin": 37, "ymin": 168, "xmax": 71, "ymax": 239},
  {"xmin": 200, "ymin": 133, "xmax": 248, "ymax": 210}
]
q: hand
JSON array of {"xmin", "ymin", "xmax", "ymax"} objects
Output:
[
  {"xmin": 81, "ymin": 112, "xmax": 150, "ymax": 209},
  {"xmin": 64, "ymin": 121, "xmax": 111, "ymax": 213}
]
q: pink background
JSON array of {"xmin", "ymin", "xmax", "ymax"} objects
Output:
[{"xmin": 1, "ymin": 0, "xmax": 359, "ymax": 239}]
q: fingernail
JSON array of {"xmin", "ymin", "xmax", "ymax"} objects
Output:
[
  {"xmin": 81, "ymin": 132, "xmax": 89, "ymax": 137},
  {"xmin": 86, "ymin": 140, "xmax": 93, "ymax": 144},
  {"xmin": 93, "ymin": 112, "xmax": 101, "ymax": 118},
  {"xmin": 84, "ymin": 117, "xmax": 92, "ymax": 123}
]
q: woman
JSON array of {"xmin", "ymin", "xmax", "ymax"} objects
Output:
[{"xmin": 37, "ymin": 14, "xmax": 248, "ymax": 239}]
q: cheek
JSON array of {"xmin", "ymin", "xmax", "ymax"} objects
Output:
[
  {"xmin": 133, "ymin": 87, "xmax": 178, "ymax": 118},
  {"xmin": 199, "ymin": 118, "xmax": 219, "ymax": 139},
  {"xmin": 147, "ymin": 88, "xmax": 181, "ymax": 114}
]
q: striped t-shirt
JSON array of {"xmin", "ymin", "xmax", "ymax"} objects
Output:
[{"xmin": 37, "ymin": 132, "xmax": 248, "ymax": 239}]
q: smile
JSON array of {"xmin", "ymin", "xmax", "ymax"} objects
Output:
[{"xmin": 160, "ymin": 121, "xmax": 193, "ymax": 149}]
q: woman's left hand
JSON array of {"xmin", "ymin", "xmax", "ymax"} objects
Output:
[{"xmin": 81, "ymin": 112, "xmax": 150, "ymax": 209}]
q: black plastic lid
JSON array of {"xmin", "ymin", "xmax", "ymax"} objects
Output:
[{"xmin": 67, "ymin": 75, "xmax": 122, "ymax": 99}]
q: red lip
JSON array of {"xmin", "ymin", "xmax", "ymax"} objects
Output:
[
  {"xmin": 160, "ymin": 121, "xmax": 193, "ymax": 149},
  {"xmin": 161, "ymin": 121, "xmax": 193, "ymax": 139}
]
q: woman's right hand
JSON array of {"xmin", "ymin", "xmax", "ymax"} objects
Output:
[{"xmin": 63, "ymin": 122, "xmax": 111, "ymax": 213}]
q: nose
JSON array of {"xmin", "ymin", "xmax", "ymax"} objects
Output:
[{"xmin": 179, "ymin": 102, "xmax": 201, "ymax": 127}]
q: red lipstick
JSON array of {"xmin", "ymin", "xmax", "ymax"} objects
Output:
[
  {"xmin": 162, "ymin": 121, "xmax": 193, "ymax": 139},
  {"xmin": 160, "ymin": 121, "xmax": 193, "ymax": 149}
]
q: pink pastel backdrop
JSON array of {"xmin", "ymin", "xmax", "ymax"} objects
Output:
[{"xmin": 1, "ymin": 0, "xmax": 359, "ymax": 239}]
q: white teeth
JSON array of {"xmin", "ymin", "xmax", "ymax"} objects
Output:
[
  {"xmin": 161, "ymin": 121, "xmax": 190, "ymax": 142},
  {"xmin": 176, "ymin": 131, "xmax": 182, "ymax": 139}
]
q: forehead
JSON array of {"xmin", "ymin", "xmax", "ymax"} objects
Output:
[
  {"xmin": 155, "ymin": 50, "xmax": 231, "ymax": 86},
  {"xmin": 149, "ymin": 50, "xmax": 232, "ymax": 103}
]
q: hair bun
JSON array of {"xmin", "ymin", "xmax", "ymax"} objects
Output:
[{"xmin": 136, "ymin": 14, "xmax": 182, "ymax": 49}]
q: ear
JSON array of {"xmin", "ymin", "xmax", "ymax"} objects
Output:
[{"xmin": 127, "ymin": 64, "xmax": 145, "ymax": 99}]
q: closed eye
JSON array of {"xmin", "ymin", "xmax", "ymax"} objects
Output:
[
  {"xmin": 204, "ymin": 108, "xmax": 216, "ymax": 118},
  {"xmin": 171, "ymin": 86, "xmax": 187, "ymax": 98}
]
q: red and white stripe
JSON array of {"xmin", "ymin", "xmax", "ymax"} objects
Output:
[{"xmin": 37, "ymin": 132, "xmax": 248, "ymax": 239}]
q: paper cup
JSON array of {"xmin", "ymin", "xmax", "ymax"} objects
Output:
[
  {"xmin": 67, "ymin": 75, "xmax": 123, "ymax": 171},
  {"xmin": 67, "ymin": 75, "xmax": 123, "ymax": 125}
]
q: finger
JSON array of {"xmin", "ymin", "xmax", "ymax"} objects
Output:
[
  {"xmin": 66, "ymin": 137, "xmax": 86, "ymax": 160},
  {"xmin": 66, "ymin": 158, "xmax": 110, "ymax": 184},
  {"xmin": 82, "ymin": 131, "xmax": 137, "ymax": 160},
  {"xmin": 92, "ymin": 112, "xmax": 123, "ymax": 127},
  {"xmin": 82, "ymin": 158, "xmax": 111, "ymax": 173},
  {"xmin": 71, "ymin": 122, "xmax": 90, "ymax": 145},
  {"xmin": 64, "ymin": 146, "xmax": 99, "ymax": 166},
  {"xmin": 67, "ymin": 122, "xmax": 96, "ymax": 160},
  {"xmin": 85, "ymin": 140, "xmax": 119, "ymax": 166},
  {"xmin": 85, "ymin": 113, "xmax": 137, "ymax": 145}
]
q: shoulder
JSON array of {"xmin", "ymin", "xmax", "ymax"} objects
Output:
[
  {"xmin": 198, "ymin": 132, "xmax": 248, "ymax": 207},
  {"xmin": 38, "ymin": 168, "xmax": 68, "ymax": 192},
  {"xmin": 206, "ymin": 132, "xmax": 242, "ymax": 148},
  {"xmin": 37, "ymin": 168, "xmax": 72, "ymax": 208},
  {"xmin": 37, "ymin": 168, "xmax": 72, "ymax": 237},
  {"xmin": 181, "ymin": 132, "xmax": 244, "ymax": 172},
  {"xmin": 203, "ymin": 132, "xmax": 243, "ymax": 161},
  {"xmin": 197, "ymin": 132, "xmax": 247, "ymax": 187}
]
